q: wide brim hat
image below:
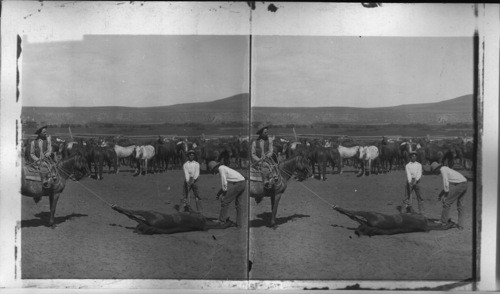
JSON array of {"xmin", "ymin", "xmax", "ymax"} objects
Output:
[
  {"xmin": 187, "ymin": 150, "xmax": 196, "ymax": 156},
  {"xmin": 256, "ymin": 125, "xmax": 269, "ymax": 136},
  {"xmin": 208, "ymin": 161, "xmax": 221, "ymax": 172},
  {"xmin": 430, "ymin": 162, "xmax": 441, "ymax": 171},
  {"xmin": 34, "ymin": 125, "xmax": 48, "ymax": 135}
]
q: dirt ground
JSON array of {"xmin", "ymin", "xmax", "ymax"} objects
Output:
[{"xmin": 21, "ymin": 163, "xmax": 475, "ymax": 283}]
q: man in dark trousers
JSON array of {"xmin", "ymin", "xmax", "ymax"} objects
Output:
[
  {"xmin": 29, "ymin": 125, "xmax": 56, "ymax": 192},
  {"xmin": 181, "ymin": 150, "xmax": 202, "ymax": 213},
  {"xmin": 208, "ymin": 161, "xmax": 246, "ymax": 228},
  {"xmin": 430, "ymin": 162, "xmax": 468, "ymax": 230},
  {"xmin": 251, "ymin": 125, "xmax": 277, "ymax": 189},
  {"xmin": 404, "ymin": 151, "xmax": 424, "ymax": 214}
]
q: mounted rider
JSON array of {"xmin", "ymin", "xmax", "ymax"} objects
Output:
[
  {"xmin": 29, "ymin": 125, "xmax": 57, "ymax": 189},
  {"xmin": 251, "ymin": 125, "xmax": 279, "ymax": 189}
]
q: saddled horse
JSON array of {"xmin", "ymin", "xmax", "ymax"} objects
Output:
[
  {"xmin": 337, "ymin": 145, "xmax": 360, "ymax": 174},
  {"xmin": 249, "ymin": 155, "xmax": 310, "ymax": 227},
  {"xmin": 21, "ymin": 154, "xmax": 89, "ymax": 227}
]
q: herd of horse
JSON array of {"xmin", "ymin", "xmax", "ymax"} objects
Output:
[{"xmin": 20, "ymin": 133, "xmax": 474, "ymax": 230}]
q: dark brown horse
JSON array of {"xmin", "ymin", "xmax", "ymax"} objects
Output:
[
  {"xmin": 21, "ymin": 154, "xmax": 89, "ymax": 227},
  {"xmin": 250, "ymin": 155, "xmax": 310, "ymax": 227}
]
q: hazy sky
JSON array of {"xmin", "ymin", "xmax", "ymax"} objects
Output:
[
  {"xmin": 22, "ymin": 35, "xmax": 472, "ymax": 108},
  {"xmin": 22, "ymin": 35, "xmax": 249, "ymax": 107},
  {"xmin": 253, "ymin": 36, "xmax": 473, "ymax": 107}
]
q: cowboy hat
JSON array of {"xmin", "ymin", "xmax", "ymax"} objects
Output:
[
  {"xmin": 187, "ymin": 150, "xmax": 196, "ymax": 156},
  {"xmin": 409, "ymin": 151, "xmax": 417, "ymax": 156},
  {"xmin": 430, "ymin": 162, "xmax": 441, "ymax": 172},
  {"xmin": 34, "ymin": 125, "xmax": 48, "ymax": 135},
  {"xmin": 208, "ymin": 161, "xmax": 221, "ymax": 172},
  {"xmin": 256, "ymin": 125, "xmax": 269, "ymax": 136}
]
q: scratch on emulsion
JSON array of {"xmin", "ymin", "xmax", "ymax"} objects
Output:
[
  {"xmin": 15, "ymin": 221, "xmax": 21, "ymax": 279},
  {"xmin": 16, "ymin": 35, "xmax": 22, "ymax": 103}
]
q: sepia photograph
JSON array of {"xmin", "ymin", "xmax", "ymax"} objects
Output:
[
  {"xmin": 1, "ymin": 2, "xmax": 498, "ymax": 293},
  {"xmin": 19, "ymin": 34, "xmax": 250, "ymax": 280},
  {"xmin": 249, "ymin": 35, "xmax": 476, "ymax": 281}
]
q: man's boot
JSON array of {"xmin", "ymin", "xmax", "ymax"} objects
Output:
[
  {"xmin": 195, "ymin": 198, "xmax": 203, "ymax": 214},
  {"xmin": 417, "ymin": 201, "xmax": 425, "ymax": 215}
]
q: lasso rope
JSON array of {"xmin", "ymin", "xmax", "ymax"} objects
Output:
[
  {"xmin": 56, "ymin": 159, "xmax": 114, "ymax": 208},
  {"xmin": 276, "ymin": 156, "xmax": 337, "ymax": 209}
]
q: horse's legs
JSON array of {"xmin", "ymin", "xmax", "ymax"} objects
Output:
[
  {"xmin": 270, "ymin": 193, "xmax": 282, "ymax": 228},
  {"xmin": 321, "ymin": 160, "xmax": 327, "ymax": 181},
  {"xmin": 48, "ymin": 192, "xmax": 60, "ymax": 228}
]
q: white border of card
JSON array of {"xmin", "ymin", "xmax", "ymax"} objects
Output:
[{"xmin": 1, "ymin": 2, "xmax": 498, "ymax": 293}]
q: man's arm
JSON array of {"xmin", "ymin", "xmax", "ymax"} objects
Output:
[
  {"xmin": 405, "ymin": 164, "xmax": 412, "ymax": 183},
  {"xmin": 44, "ymin": 136, "xmax": 53, "ymax": 157},
  {"xmin": 220, "ymin": 167, "xmax": 228, "ymax": 192},
  {"xmin": 251, "ymin": 141, "xmax": 260, "ymax": 161},
  {"xmin": 265, "ymin": 137, "xmax": 274, "ymax": 157},
  {"xmin": 30, "ymin": 141, "xmax": 39, "ymax": 161},
  {"xmin": 193, "ymin": 162, "xmax": 200, "ymax": 180},
  {"xmin": 183, "ymin": 163, "xmax": 190, "ymax": 182}
]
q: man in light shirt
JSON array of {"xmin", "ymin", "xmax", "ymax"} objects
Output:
[
  {"xmin": 430, "ymin": 162, "xmax": 468, "ymax": 230},
  {"xmin": 208, "ymin": 161, "xmax": 246, "ymax": 227},
  {"xmin": 404, "ymin": 152, "xmax": 424, "ymax": 214},
  {"xmin": 182, "ymin": 150, "xmax": 202, "ymax": 213}
]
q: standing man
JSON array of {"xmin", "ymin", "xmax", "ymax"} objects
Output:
[
  {"xmin": 208, "ymin": 160, "xmax": 246, "ymax": 228},
  {"xmin": 403, "ymin": 151, "xmax": 424, "ymax": 214},
  {"xmin": 29, "ymin": 125, "xmax": 55, "ymax": 190},
  {"xmin": 182, "ymin": 150, "xmax": 202, "ymax": 213},
  {"xmin": 430, "ymin": 162, "xmax": 468, "ymax": 230}
]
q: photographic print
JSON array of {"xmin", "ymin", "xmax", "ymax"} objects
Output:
[
  {"xmin": 1, "ymin": 2, "xmax": 498, "ymax": 292},
  {"xmin": 19, "ymin": 34, "xmax": 250, "ymax": 280},
  {"xmin": 249, "ymin": 35, "xmax": 475, "ymax": 281}
]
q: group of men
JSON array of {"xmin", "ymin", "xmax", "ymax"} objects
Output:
[
  {"xmin": 404, "ymin": 151, "xmax": 468, "ymax": 229},
  {"xmin": 181, "ymin": 125, "xmax": 275, "ymax": 227}
]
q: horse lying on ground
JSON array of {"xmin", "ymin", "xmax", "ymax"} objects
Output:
[
  {"xmin": 112, "ymin": 205, "xmax": 235, "ymax": 234},
  {"xmin": 333, "ymin": 206, "xmax": 457, "ymax": 236}
]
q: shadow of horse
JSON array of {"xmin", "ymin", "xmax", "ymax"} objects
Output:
[
  {"xmin": 250, "ymin": 212, "xmax": 310, "ymax": 228},
  {"xmin": 21, "ymin": 212, "xmax": 88, "ymax": 228}
]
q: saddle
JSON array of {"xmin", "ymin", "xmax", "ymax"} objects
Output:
[
  {"xmin": 24, "ymin": 159, "xmax": 58, "ymax": 186},
  {"xmin": 250, "ymin": 157, "xmax": 280, "ymax": 185}
]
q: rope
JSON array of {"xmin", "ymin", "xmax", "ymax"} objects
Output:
[
  {"xmin": 56, "ymin": 161, "xmax": 114, "ymax": 208},
  {"xmin": 276, "ymin": 158, "xmax": 337, "ymax": 209},
  {"xmin": 73, "ymin": 180, "xmax": 114, "ymax": 207}
]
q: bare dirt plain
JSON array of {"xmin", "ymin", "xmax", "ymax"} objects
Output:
[{"xmin": 21, "ymin": 163, "xmax": 475, "ymax": 284}]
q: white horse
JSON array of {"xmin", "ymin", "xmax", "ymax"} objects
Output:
[
  {"xmin": 114, "ymin": 144, "xmax": 136, "ymax": 173},
  {"xmin": 359, "ymin": 145, "xmax": 379, "ymax": 176},
  {"xmin": 337, "ymin": 145, "xmax": 360, "ymax": 174},
  {"xmin": 135, "ymin": 145, "xmax": 156, "ymax": 176}
]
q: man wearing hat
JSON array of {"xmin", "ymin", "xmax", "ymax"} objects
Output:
[
  {"xmin": 403, "ymin": 151, "xmax": 424, "ymax": 214},
  {"xmin": 30, "ymin": 125, "xmax": 52, "ymax": 162},
  {"xmin": 251, "ymin": 125, "xmax": 274, "ymax": 162},
  {"xmin": 29, "ymin": 125, "xmax": 56, "ymax": 191},
  {"xmin": 181, "ymin": 150, "xmax": 202, "ymax": 213},
  {"xmin": 430, "ymin": 162, "xmax": 468, "ymax": 229},
  {"xmin": 251, "ymin": 125, "xmax": 276, "ymax": 188},
  {"xmin": 208, "ymin": 160, "xmax": 246, "ymax": 227}
]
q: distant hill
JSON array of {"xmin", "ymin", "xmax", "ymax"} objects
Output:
[{"xmin": 21, "ymin": 94, "xmax": 473, "ymax": 126}]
